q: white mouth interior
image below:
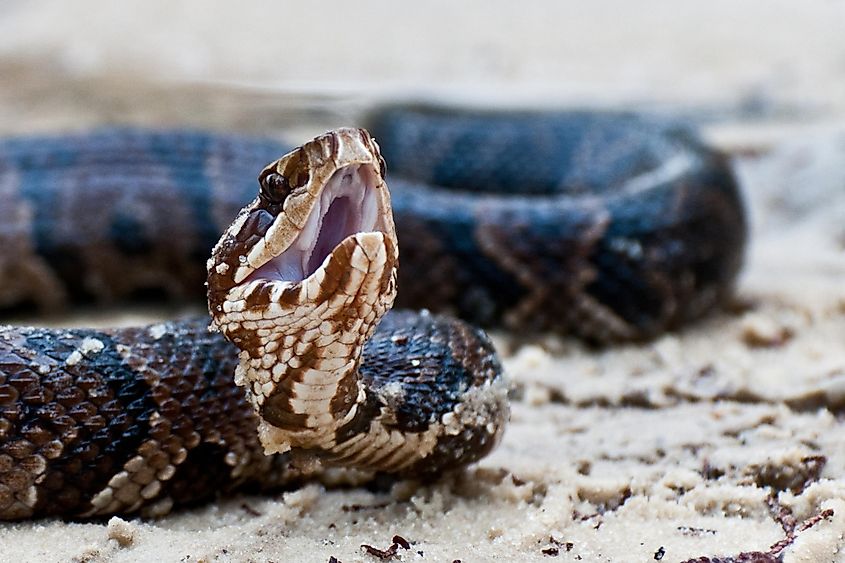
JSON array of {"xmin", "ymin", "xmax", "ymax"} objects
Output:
[{"xmin": 250, "ymin": 164, "xmax": 382, "ymax": 282}]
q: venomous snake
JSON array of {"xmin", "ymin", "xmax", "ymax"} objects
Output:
[{"xmin": 0, "ymin": 107, "xmax": 746, "ymax": 519}]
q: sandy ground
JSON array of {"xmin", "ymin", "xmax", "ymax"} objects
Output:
[{"xmin": 1, "ymin": 2, "xmax": 845, "ymax": 562}]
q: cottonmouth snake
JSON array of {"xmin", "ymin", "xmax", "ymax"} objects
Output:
[{"xmin": 0, "ymin": 108, "xmax": 746, "ymax": 519}]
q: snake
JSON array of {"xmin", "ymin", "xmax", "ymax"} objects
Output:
[{"xmin": 0, "ymin": 107, "xmax": 746, "ymax": 520}]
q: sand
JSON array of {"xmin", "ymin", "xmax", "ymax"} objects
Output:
[{"xmin": 1, "ymin": 2, "xmax": 845, "ymax": 562}]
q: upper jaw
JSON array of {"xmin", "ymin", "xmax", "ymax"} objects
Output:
[
  {"xmin": 233, "ymin": 128, "xmax": 395, "ymax": 287},
  {"xmin": 248, "ymin": 161, "xmax": 390, "ymax": 284},
  {"xmin": 207, "ymin": 129, "xmax": 398, "ymax": 331},
  {"xmin": 206, "ymin": 127, "xmax": 395, "ymax": 321}
]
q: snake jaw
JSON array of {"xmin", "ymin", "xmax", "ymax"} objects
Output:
[
  {"xmin": 207, "ymin": 127, "xmax": 396, "ymax": 326},
  {"xmin": 248, "ymin": 162, "xmax": 387, "ymax": 283}
]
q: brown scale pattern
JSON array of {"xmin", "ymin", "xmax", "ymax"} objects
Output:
[
  {"xmin": 0, "ymin": 310, "xmax": 504, "ymax": 520},
  {"xmin": 0, "ymin": 318, "xmax": 295, "ymax": 520}
]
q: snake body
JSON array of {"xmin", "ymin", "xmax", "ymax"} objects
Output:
[
  {"xmin": 373, "ymin": 107, "xmax": 746, "ymax": 339},
  {"xmin": 0, "ymin": 109, "xmax": 746, "ymax": 519}
]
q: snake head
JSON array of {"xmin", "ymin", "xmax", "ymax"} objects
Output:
[{"xmin": 207, "ymin": 128, "xmax": 397, "ymax": 346}]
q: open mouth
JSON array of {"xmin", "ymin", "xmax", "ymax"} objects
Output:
[{"xmin": 248, "ymin": 163, "xmax": 384, "ymax": 283}]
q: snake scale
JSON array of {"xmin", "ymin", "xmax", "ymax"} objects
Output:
[{"xmin": 0, "ymin": 107, "xmax": 746, "ymax": 520}]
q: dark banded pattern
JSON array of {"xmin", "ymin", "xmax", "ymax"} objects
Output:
[
  {"xmin": 371, "ymin": 107, "xmax": 747, "ymax": 340},
  {"xmin": 0, "ymin": 112, "xmax": 746, "ymax": 341}
]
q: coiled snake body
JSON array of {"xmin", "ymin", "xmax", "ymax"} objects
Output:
[{"xmin": 0, "ymin": 108, "xmax": 746, "ymax": 519}]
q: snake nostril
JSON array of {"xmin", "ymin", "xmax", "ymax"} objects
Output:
[{"xmin": 292, "ymin": 167, "xmax": 310, "ymax": 189}]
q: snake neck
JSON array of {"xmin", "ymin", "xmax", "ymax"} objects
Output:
[{"xmin": 229, "ymin": 233, "xmax": 397, "ymax": 456}]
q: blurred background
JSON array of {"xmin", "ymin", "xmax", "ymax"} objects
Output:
[{"xmin": 0, "ymin": 0, "xmax": 843, "ymax": 150}]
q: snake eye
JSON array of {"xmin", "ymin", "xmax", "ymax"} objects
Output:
[{"xmin": 260, "ymin": 172, "xmax": 290, "ymax": 204}]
